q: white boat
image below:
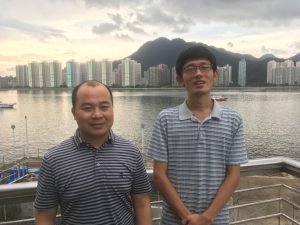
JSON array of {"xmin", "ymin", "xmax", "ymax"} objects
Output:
[
  {"xmin": 212, "ymin": 96, "xmax": 227, "ymax": 102},
  {"xmin": 0, "ymin": 101, "xmax": 16, "ymax": 108}
]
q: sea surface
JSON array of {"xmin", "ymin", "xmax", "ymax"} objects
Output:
[{"xmin": 1, "ymin": 88, "xmax": 300, "ymax": 165}]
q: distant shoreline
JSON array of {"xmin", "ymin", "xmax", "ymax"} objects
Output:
[{"xmin": 1, "ymin": 86, "xmax": 300, "ymax": 92}]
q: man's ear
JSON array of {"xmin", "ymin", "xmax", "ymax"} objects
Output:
[
  {"xmin": 176, "ymin": 75, "xmax": 184, "ymax": 86},
  {"xmin": 71, "ymin": 107, "xmax": 75, "ymax": 119},
  {"xmin": 213, "ymin": 70, "xmax": 219, "ymax": 81}
]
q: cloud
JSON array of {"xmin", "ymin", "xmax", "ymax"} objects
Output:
[
  {"xmin": 261, "ymin": 45, "xmax": 287, "ymax": 55},
  {"xmin": 126, "ymin": 22, "xmax": 147, "ymax": 35},
  {"xmin": 136, "ymin": 8, "xmax": 193, "ymax": 33},
  {"xmin": 163, "ymin": 0, "xmax": 300, "ymax": 27},
  {"xmin": 261, "ymin": 45, "xmax": 269, "ymax": 54},
  {"xmin": 0, "ymin": 18, "xmax": 68, "ymax": 41},
  {"xmin": 290, "ymin": 41, "xmax": 300, "ymax": 50},
  {"xmin": 108, "ymin": 13, "xmax": 123, "ymax": 26},
  {"xmin": 63, "ymin": 50, "xmax": 78, "ymax": 56},
  {"xmin": 115, "ymin": 33, "xmax": 134, "ymax": 41},
  {"xmin": 227, "ymin": 42, "xmax": 234, "ymax": 48},
  {"xmin": 92, "ymin": 22, "xmax": 119, "ymax": 34},
  {"xmin": 83, "ymin": 0, "xmax": 145, "ymax": 8}
]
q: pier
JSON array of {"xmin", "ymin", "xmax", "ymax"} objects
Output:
[{"xmin": 0, "ymin": 157, "xmax": 41, "ymax": 184}]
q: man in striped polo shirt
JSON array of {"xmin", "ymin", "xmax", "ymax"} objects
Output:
[
  {"xmin": 148, "ymin": 46, "xmax": 248, "ymax": 225},
  {"xmin": 35, "ymin": 80, "xmax": 152, "ymax": 225}
]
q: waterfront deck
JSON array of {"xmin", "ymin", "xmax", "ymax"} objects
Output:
[
  {"xmin": 0, "ymin": 157, "xmax": 300, "ymax": 225},
  {"xmin": 0, "ymin": 157, "xmax": 41, "ymax": 184}
]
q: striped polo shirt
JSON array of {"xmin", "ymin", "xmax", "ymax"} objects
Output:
[
  {"xmin": 148, "ymin": 100, "xmax": 248, "ymax": 225},
  {"xmin": 35, "ymin": 129, "xmax": 152, "ymax": 225}
]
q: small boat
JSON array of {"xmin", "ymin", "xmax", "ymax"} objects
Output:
[
  {"xmin": 0, "ymin": 101, "xmax": 16, "ymax": 108},
  {"xmin": 212, "ymin": 96, "xmax": 227, "ymax": 102}
]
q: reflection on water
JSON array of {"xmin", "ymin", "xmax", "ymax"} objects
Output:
[{"xmin": 1, "ymin": 88, "xmax": 300, "ymax": 164}]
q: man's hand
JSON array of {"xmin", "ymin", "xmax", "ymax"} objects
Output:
[{"xmin": 181, "ymin": 213, "xmax": 213, "ymax": 225}]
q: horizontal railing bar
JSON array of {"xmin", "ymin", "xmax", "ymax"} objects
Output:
[
  {"xmin": 281, "ymin": 183, "xmax": 300, "ymax": 195},
  {"xmin": 0, "ymin": 218, "xmax": 35, "ymax": 225},
  {"xmin": 234, "ymin": 184, "xmax": 282, "ymax": 194},
  {"xmin": 151, "ymin": 200, "xmax": 163, "ymax": 205},
  {"xmin": 281, "ymin": 214, "xmax": 300, "ymax": 225},
  {"xmin": 230, "ymin": 213, "xmax": 300, "ymax": 225},
  {"xmin": 230, "ymin": 197, "xmax": 300, "ymax": 211},
  {"xmin": 229, "ymin": 198, "xmax": 282, "ymax": 210},
  {"xmin": 234, "ymin": 183, "xmax": 300, "ymax": 195}
]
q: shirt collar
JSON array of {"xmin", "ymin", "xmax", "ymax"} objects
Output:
[
  {"xmin": 179, "ymin": 99, "xmax": 222, "ymax": 121},
  {"xmin": 73, "ymin": 128, "xmax": 115, "ymax": 149}
]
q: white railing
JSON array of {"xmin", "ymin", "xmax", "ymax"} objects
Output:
[{"xmin": 1, "ymin": 157, "xmax": 300, "ymax": 225}]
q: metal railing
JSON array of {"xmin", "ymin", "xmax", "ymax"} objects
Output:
[
  {"xmin": 1, "ymin": 157, "xmax": 300, "ymax": 225},
  {"xmin": 230, "ymin": 184, "xmax": 300, "ymax": 224}
]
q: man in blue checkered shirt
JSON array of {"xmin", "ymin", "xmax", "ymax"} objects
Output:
[{"xmin": 148, "ymin": 46, "xmax": 248, "ymax": 225}]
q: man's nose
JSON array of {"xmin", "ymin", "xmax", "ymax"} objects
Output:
[
  {"xmin": 92, "ymin": 108, "xmax": 103, "ymax": 117},
  {"xmin": 195, "ymin": 67, "xmax": 204, "ymax": 76}
]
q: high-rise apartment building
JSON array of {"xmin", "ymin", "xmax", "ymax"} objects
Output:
[
  {"xmin": 267, "ymin": 60, "xmax": 295, "ymax": 85},
  {"xmin": 238, "ymin": 59, "xmax": 246, "ymax": 86},
  {"xmin": 87, "ymin": 59, "xmax": 101, "ymax": 81},
  {"xmin": 79, "ymin": 63, "xmax": 88, "ymax": 83},
  {"xmin": 16, "ymin": 65, "xmax": 29, "ymax": 87},
  {"xmin": 66, "ymin": 60, "xmax": 79, "ymax": 87},
  {"xmin": 39, "ymin": 61, "xmax": 50, "ymax": 88},
  {"xmin": 171, "ymin": 67, "xmax": 178, "ymax": 87},
  {"xmin": 214, "ymin": 64, "xmax": 232, "ymax": 86},
  {"xmin": 144, "ymin": 64, "xmax": 170, "ymax": 87},
  {"xmin": 101, "ymin": 60, "xmax": 113, "ymax": 86},
  {"xmin": 121, "ymin": 58, "xmax": 141, "ymax": 87},
  {"xmin": 267, "ymin": 60, "xmax": 277, "ymax": 84},
  {"xmin": 50, "ymin": 61, "xmax": 62, "ymax": 87},
  {"xmin": 296, "ymin": 61, "xmax": 300, "ymax": 85},
  {"xmin": 114, "ymin": 65, "xmax": 123, "ymax": 87},
  {"xmin": 28, "ymin": 62, "xmax": 40, "ymax": 88}
]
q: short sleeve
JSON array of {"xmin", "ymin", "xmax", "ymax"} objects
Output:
[
  {"xmin": 34, "ymin": 155, "xmax": 59, "ymax": 210},
  {"xmin": 226, "ymin": 114, "xmax": 248, "ymax": 165},
  {"xmin": 131, "ymin": 151, "xmax": 152, "ymax": 195},
  {"xmin": 147, "ymin": 112, "xmax": 169, "ymax": 162}
]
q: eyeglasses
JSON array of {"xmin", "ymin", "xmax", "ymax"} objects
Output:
[{"xmin": 183, "ymin": 64, "xmax": 213, "ymax": 74}]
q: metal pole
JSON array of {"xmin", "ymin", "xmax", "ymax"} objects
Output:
[
  {"xmin": 11, "ymin": 124, "xmax": 19, "ymax": 178},
  {"xmin": 25, "ymin": 115, "xmax": 28, "ymax": 158},
  {"xmin": 11, "ymin": 124, "xmax": 16, "ymax": 158}
]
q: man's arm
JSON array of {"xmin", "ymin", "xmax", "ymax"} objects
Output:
[
  {"xmin": 153, "ymin": 161, "xmax": 190, "ymax": 221},
  {"xmin": 132, "ymin": 193, "xmax": 152, "ymax": 225},
  {"xmin": 183, "ymin": 165, "xmax": 240, "ymax": 225},
  {"xmin": 35, "ymin": 207, "xmax": 57, "ymax": 225}
]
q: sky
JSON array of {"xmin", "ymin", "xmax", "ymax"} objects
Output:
[{"xmin": 1, "ymin": 0, "xmax": 300, "ymax": 77}]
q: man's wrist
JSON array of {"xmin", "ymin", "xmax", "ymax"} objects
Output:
[{"xmin": 201, "ymin": 211, "xmax": 214, "ymax": 224}]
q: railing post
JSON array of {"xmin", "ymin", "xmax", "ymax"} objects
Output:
[{"xmin": 3, "ymin": 204, "xmax": 7, "ymax": 221}]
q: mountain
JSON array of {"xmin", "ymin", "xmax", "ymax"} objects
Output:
[
  {"xmin": 119, "ymin": 37, "xmax": 297, "ymax": 86},
  {"xmin": 259, "ymin": 54, "xmax": 277, "ymax": 60},
  {"xmin": 289, "ymin": 53, "xmax": 300, "ymax": 62}
]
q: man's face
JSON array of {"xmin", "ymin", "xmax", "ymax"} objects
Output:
[
  {"xmin": 177, "ymin": 59, "xmax": 218, "ymax": 96},
  {"xmin": 72, "ymin": 84, "xmax": 114, "ymax": 143}
]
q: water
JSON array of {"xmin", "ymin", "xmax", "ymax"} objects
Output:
[{"xmin": 1, "ymin": 88, "xmax": 300, "ymax": 165}]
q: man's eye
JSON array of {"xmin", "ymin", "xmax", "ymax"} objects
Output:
[
  {"xmin": 185, "ymin": 66, "xmax": 195, "ymax": 71},
  {"xmin": 101, "ymin": 105, "xmax": 109, "ymax": 110},
  {"xmin": 82, "ymin": 106, "xmax": 92, "ymax": 111},
  {"xmin": 201, "ymin": 65, "xmax": 210, "ymax": 69}
]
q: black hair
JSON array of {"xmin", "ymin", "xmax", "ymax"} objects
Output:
[
  {"xmin": 71, "ymin": 80, "xmax": 113, "ymax": 108},
  {"xmin": 175, "ymin": 45, "xmax": 217, "ymax": 77}
]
